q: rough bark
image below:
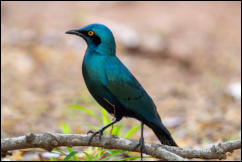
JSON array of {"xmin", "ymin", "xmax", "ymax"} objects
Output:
[{"xmin": 1, "ymin": 133, "xmax": 241, "ymax": 161}]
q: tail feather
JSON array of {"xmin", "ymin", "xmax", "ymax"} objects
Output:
[
  {"xmin": 153, "ymin": 127, "xmax": 178, "ymax": 147},
  {"xmin": 147, "ymin": 119, "xmax": 178, "ymax": 147}
]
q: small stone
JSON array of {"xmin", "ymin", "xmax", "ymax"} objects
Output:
[{"xmin": 226, "ymin": 82, "xmax": 241, "ymax": 100}]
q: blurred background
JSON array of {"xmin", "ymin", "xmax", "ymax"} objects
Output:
[{"xmin": 1, "ymin": 1, "xmax": 241, "ymax": 160}]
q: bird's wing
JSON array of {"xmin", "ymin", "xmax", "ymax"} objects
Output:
[{"xmin": 104, "ymin": 57, "xmax": 161, "ymax": 121}]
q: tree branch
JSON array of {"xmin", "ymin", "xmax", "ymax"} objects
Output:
[{"xmin": 1, "ymin": 133, "xmax": 241, "ymax": 160}]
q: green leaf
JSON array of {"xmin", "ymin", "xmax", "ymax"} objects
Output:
[
  {"xmin": 61, "ymin": 123, "xmax": 70, "ymax": 134},
  {"xmin": 64, "ymin": 151, "xmax": 78, "ymax": 161},
  {"xmin": 66, "ymin": 147, "xmax": 78, "ymax": 161},
  {"xmin": 224, "ymin": 135, "xmax": 237, "ymax": 142},
  {"xmin": 101, "ymin": 108, "xmax": 111, "ymax": 126},
  {"xmin": 93, "ymin": 147, "xmax": 99, "ymax": 155},
  {"xmin": 86, "ymin": 146, "xmax": 94, "ymax": 153},
  {"xmin": 50, "ymin": 157, "xmax": 57, "ymax": 161},
  {"xmin": 68, "ymin": 105, "xmax": 100, "ymax": 123},
  {"xmin": 82, "ymin": 151, "xmax": 93, "ymax": 161},
  {"xmin": 101, "ymin": 108, "xmax": 113, "ymax": 135},
  {"xmin": 93, "ymin": 148, "xmax": 105, "ymax": 161},
  {"xmin": 66, "ymin": 146, "xmax": 73, "ymax": 153},
  {"xmin": 124, "ymin": 125, "xmax": 141, "ymax": 138},
  {"xmin": 112, "ymin": 124, "xmax": 123, "ymax": 137}
]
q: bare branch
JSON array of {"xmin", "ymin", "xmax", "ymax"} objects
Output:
[{"xmin": 1, "ymin": 133, "xmax": 241, "ymax": 160}]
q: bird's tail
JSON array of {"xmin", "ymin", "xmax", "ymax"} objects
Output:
[{"xmin": 148, "ymin": 119, "xmax": 178, "ymax": 147}]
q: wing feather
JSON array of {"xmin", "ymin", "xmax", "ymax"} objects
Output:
[{"xmin": 104, "ymin": 57, "xmax": 160, "ymax": 121}]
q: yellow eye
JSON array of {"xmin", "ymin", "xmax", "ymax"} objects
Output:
[{"xmin": 88, "ymin": 31, "xmax": 94, "ymax": 36}]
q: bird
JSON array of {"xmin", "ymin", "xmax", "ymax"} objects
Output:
[{"xmin": 66, "ymin": 23, "xmax": 178, "ymax": 156}]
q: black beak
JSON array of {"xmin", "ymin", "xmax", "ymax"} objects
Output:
[{"xmin": 65, "ymin": 29, "xmax": 82, "ymax": 36}]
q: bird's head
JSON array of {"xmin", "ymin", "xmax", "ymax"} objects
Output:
[{"xmin": 66, "ymin": 24, "xmax": 116, "ymax": 56}]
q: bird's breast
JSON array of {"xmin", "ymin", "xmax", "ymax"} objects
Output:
[
  {"xmin": 82, "ymin": 54, "xmax": 108, "ymax": 97},
  {"xmin": 82, "ymin": 55, "xmax": 118, "ymax": 114}
]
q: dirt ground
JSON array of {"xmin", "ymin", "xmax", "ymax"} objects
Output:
[{"xmin": 1, "ymin": 1, "xmax": 241, "ymax": 161}]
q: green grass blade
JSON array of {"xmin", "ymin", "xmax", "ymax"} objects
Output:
[
  {"xmin": 68, "ymin": 105, "xmax": 100, "ymax": 123},
  {"xmin": 93, "ymin": 148, "xmax": 105, "ymax": 161},
  {"xmin": 124, "ymin": 125, "xmax": 141, "ymax": 138},
  {"xmin": 50, "ymin": 157, "xmax": 57, "ymax": 161},
  {"xmin": 65, "ymin": 147, "xmax": 78, "ymax": 161},
  {"xmin": 101, "ymin": 108, "xmax": 112, "ymax": 135},
  {"xmin": 66, "ymin": 146, "xmax": 73, "ymax": 153},
  {"xmin": 112, "ymin": 124, "xmax": 123, "ymax": 137},
  {"xmin": 61, "ymin": 123, "xmax": 71, "ymax": 134},
  {"xmin": 82, "ymin": 151, "xmax": 93, "ymax": 161},
  {"xmin": 64, "ymin": 151, "xmax": 78, "ymax": 161},
  {"xmin": 93, "ymin": 147, "xmax": 99, "ymax": 155},
  {"xmin": 224, "ymin": 135, "xmax": 237, "ymax": 142},
  {"xmin": 101, "ymin": 108, "xmax": 111, "ymax": 126}
]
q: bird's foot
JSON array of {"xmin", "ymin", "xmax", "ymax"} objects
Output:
[
  {"xmin": 87, "ymin": 129, "xmax": 104, "ymax": 145},
  {"xmin": 87, "ymin": 130, "xmax": 94, "ymax": 134},
  {"xmin": 133, "ymin": 137, "xmax": 145, "ymax": 160}
]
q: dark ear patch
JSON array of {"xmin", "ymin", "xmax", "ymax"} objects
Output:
[
  {"xmin": 92, "ymin": 35, "xmax": 101, "ymax": 45},
  {"xmin": 80, "ymin": 31, "xmax": 101, "ymax": 46}
]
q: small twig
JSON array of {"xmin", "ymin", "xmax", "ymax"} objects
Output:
[{"xmin": 1, "ymin": 133, "xmax": 241, "ymax": 160}]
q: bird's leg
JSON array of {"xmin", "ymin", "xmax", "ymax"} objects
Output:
[
  {"xmin": 133, "ymin": 122, "xmax": 145, "ymax": 160},
  {"xmin": 88, "ymin": 118, "xmax": 120, "ymax": 145},
  {"xmin": 103, "ymin": 98, "xmax": 116, "ymax": 134},
  {"xmin": 110, "ymin": 104, "xmax": 116, "ymax": 134}
]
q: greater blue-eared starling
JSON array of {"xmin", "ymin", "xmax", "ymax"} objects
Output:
[{"xmin": 66, "ymin": 24, "xmax": 178, "ymax": 154}]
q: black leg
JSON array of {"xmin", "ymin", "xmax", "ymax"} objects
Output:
[
  {"xmin": 139, "ymin": 122, "xmax": 144, "ymax": 160},
  {"xmin": 88, "ymin": 117, "xmax": 120, "ymax": 145},
  {"xmin": 134, "ymin": 122, "xmax": 145, "ymax": 160}
]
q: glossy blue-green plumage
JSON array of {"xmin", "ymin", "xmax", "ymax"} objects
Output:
[{"xmin": 66, "ymin": 24, "xmax": 177, "ymax": 146}]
